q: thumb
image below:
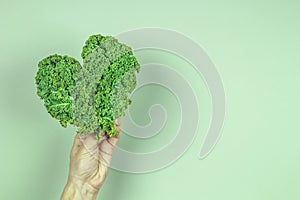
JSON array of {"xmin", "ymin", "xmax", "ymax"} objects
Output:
[{"xmin": 109, "ymin": 118, "xmax": 121, "ymax": 146}]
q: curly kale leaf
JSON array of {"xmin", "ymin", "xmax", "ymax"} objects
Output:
[
  {"xmin": 76, "ymin": 35, "xmax": 140, "ymax": 138},
  {"xmin": 35, "ymin": 55, "xmax": 81, "ymax": 127},
  {"xmin": 35, "ymin": 35, "xmax": 140, "ymax": 139}
]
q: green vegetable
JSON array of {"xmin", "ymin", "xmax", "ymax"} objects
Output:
[{"xmin": 35, "ymin": 34, "xmax": 140, "ymax": 138}]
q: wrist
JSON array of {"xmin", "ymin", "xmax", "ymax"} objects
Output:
[{"xmin": 61, "ymin": 178, "xmax": 99, "ymax": 200}]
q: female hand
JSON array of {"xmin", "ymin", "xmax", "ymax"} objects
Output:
[{"xmin": 61, "ymin": 119, "xmax": 121, "ymax": 200}]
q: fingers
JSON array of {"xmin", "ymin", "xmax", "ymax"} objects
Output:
[
  {"xmin": 73, "ymin": 133, "xmax": 82, "ymax": 147},
  {"xmin": 107, "ymin": 134, "xmax": 119, "ymax": 147},
  {"xmin": 98, "ymin": 119, "xmax": 121, "ymax": 156},
  {"xmin": 80, "ymin": 133, "xmax": 99, "ymax": 148},
  {"xmin": 98, "ymin": 136, "xmax": 119, "ymax": 167},
  {"xmin": 70, "ymin": 134, "xmax": 81, "ymax": 156},
  {"xmin": 111, "ymin": 118, "xmax": 121, "ymax": 145},
  {"xmin": 114, "ymin": 118, "xmax": 121, "ymax": 126},
  {"xmin": 71, "ymin": 133, "xmax": 100, "ymax": 158},
  {"xmin": 115, "ymin": 126, "xmax": 120, "ymax": 134},
  {"xmin": 72, "ymin": 119, "xmax": 121, "ymax": 158},
  {"xmin": 114, "ymin": 118, "xmax": 121, "ymax": 134}
]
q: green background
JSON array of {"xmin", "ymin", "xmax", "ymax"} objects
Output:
[{"xmin": 0, "ymin": 0, "xmax": 299, "ymax": 199}]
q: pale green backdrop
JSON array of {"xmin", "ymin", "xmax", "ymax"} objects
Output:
[{"xmin": 0, "ymin": 0, "xmax": 299, "ymax": 199}]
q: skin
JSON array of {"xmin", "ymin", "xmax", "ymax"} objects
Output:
[{"xmin": 61, "ymin": 119, "xmax": 121, "ymax": 200}]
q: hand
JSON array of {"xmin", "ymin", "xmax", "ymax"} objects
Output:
[{"xmin": 61, "ymin": 119, "xmax": 121, "ymax": 200}]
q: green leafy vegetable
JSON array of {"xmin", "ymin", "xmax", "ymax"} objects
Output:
[
  {"xmin": 35, "ymin": 34, "xmax": 140, "ymax": 138},
  {"xmin": 35, "ymin": 55, "xmax": 81, "ymax": 127}
]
